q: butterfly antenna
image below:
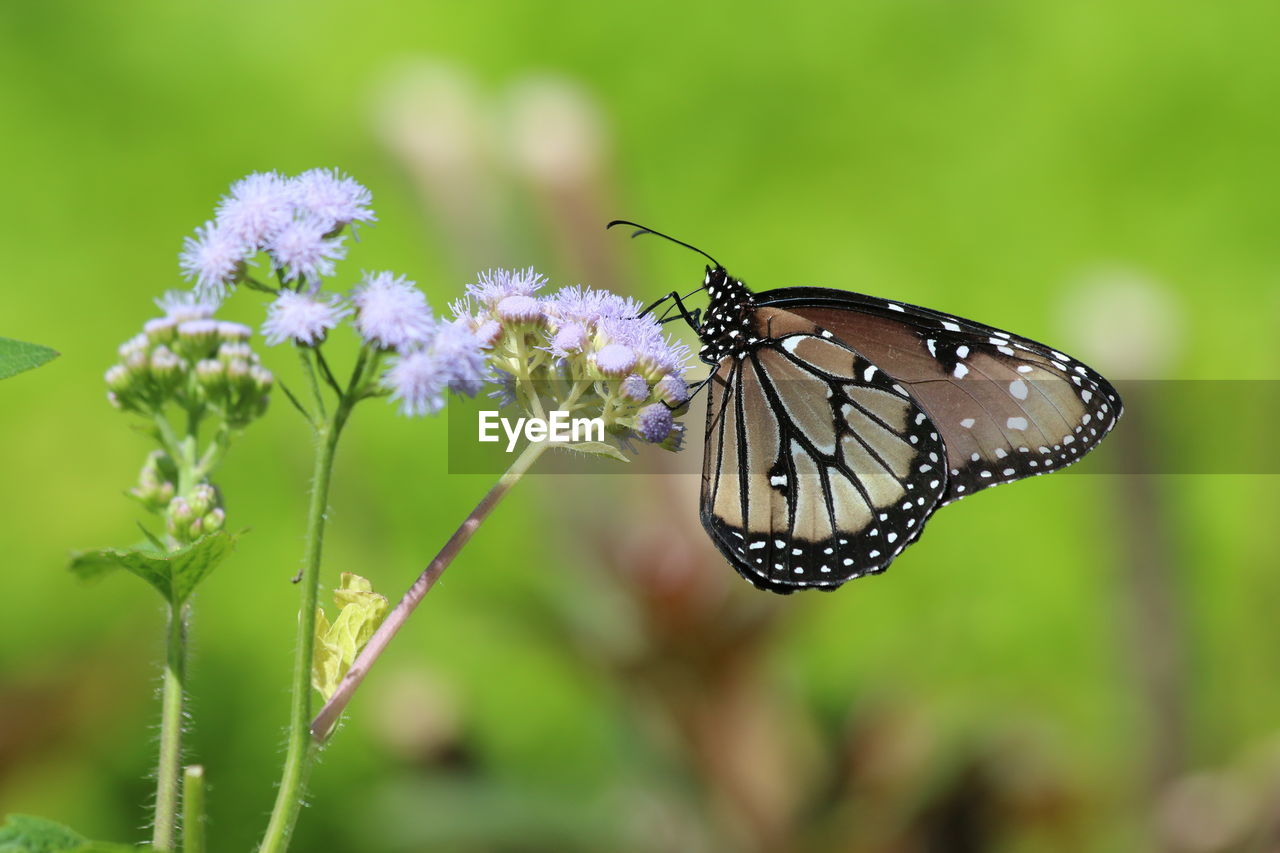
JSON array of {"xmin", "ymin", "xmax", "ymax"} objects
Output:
[{"xmin": 607, "ymin": 219, "xmax": 722, "ymax": 269}]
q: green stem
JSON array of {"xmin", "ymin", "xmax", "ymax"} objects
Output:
[
  {"xmin": 183, "ymin": 765, "xmax": 206, "ymax": 853},
  {"xmin": 152, "ymin": 602, "xmax": 186, "ymax": 851},
  {"xmin": 259, "ymin": 402, "xmax": 350, "ymax": 853},
  {"xmin": 310, "ymin": 439, "xmax": 548, "ymax": 741}
]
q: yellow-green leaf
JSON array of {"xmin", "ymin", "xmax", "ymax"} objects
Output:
[{"xmin": 312, "ymin": 573, "xmax": 388, "ymax": 700}]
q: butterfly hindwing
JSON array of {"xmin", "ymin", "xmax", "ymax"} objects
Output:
[{"xmin": 700, "ymin": 306, "xmax": 948, "ymax": 593}]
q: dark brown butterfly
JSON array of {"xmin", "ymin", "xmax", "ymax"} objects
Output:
[{"xmin": 611, "ymin": 221, "xmax": 1123, "ymax": 594}]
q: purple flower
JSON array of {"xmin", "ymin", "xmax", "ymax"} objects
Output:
[
  {"xmin": 384, "ymin": 322, "xmax": 489, "ymax": 416},
  {"xmin": 496, "ymin": 295, "xmax": 543, "ymax": 323},
  {"xmin": 548, "ymin": 322, "xmax": 587, "ymax": 357},
  {"xmin": 352, "ymin": 271, "xmax": 435, "ymax": 350},
  {"xmin": 216, "ymin": 172, "xmax": 294, "ymax": 246},
  {"xmin": 595, "ymin": 343, "xmax": 636, "ymax": 375},
  {"xmin": 464, "ymin": 268, "xmax": 547, "ymax": 307},
  {"xmin": 545, "ymin": 285, "xmax": 641, "ymax": 324},
  {"xmin": 432, "ymin": 321, "xmax": 488, "ymax": 395},
  {"xmin": 473, "ymin": 320, "xmax": 502, "ymax": 347},
  {"xmin": 635, "ymin": 404, "xmax": 674, "ymax": 443},
  {"xmin": 385, "ymin": 349, "xmax": 447, "ymax": 416},
  {"xmin": 290, "ymin": 168, "xmax": 376, "ymax": 232},
  {"xmin": 179, "ymin": 221, "xmax": 249, "ymax": 299},
  {"xmin": 261, "ymin": 290, "xmax": 350, "ymax": 346},
  {"xmin": 599, "ymin": 315, "xmax": 690, "ymax": 374},
  {"xmin": 267, "ymin": 217, "xmax": 347, "ymax": 284}
]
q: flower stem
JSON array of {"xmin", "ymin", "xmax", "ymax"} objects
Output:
[
  {"xmin": 259, "ymin": 404, "xmax": 349, "ymax": 853},
  {"xmin": 310, "ymin": 439, "xmax": 549, "ymax": 741},
  {"xmin": 183, "ymin": 765, "xmax": 207, "ymax": 853},
  {"xmin": 152, "ymin": 602, "xmax": 186, "ymax": 851}
]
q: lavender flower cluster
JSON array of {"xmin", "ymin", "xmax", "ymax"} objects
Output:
[
  {"xmin": 174, "ymin": 170, "xmax": 690, "ymax": 452},
  {"xmin": 179, "ymin": 169, "xmax": 375, "ymax": 297},
  {"xmin": 452, "ymin": 269, "xmax": 691, "ymax": 447}
]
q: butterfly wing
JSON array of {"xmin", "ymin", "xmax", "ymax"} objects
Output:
[
  {"xmin": 701, "ymin": 306, "xmax": 948, "ymax": 593},
  {"xmin": 756, "ymin": 287, "xmax": 1122, "ymax": 504}
]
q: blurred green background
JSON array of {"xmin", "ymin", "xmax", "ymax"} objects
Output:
[{"xmin": 3, "ymin": 2, "xmax": 1279, "ymax": 851}]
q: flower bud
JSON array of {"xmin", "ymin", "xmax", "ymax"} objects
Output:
[
  {"xmin": 249, "ymin": 365, "xmax": 274, "ymax": 393},
  {"xmin": 496, "ymin": 295, "xmax": 544, "ymax": 324},
  {"xmin": 149, "ymin": 345, "xmax": 186, "ymax": 386},
  {"xmin": 474, "ymin": 320, "xmax": 503, "ymax": 347},
  {"xmin": 635, "ymin": 403, "xmax": 673, "ymax": 443},
  {"xmin": 188, "ymin": 483, "xmax": 218, "ymax": 516},
  {"xmin": 216, "ymin": 321, "xmax": 252, "ymax": 342},
  {"xmin": 104, "ymin": 364, "xmax": 132, "ymax": 393},
  {"xmin": 176, "ymin": 319, "xmax": 220, "ymax": 359},
  {"xmin": 620, "ymin": 373, "xmax": 649, "ymax": 402},
  {"xmin": 657, "ymin": 373, "xmax": 689, "ymax": 406},
  {"xmin": 218, "ymin": 341, "xmax": 252, "ymax": 364},
  {"xmin": 594, "ymin": 343, "xmax": 636, "ymax": 376},
  {"xmin": 144, "ymin": 317, "xmax": 178, "ymax": 344},
  {"xmin": 195, "ymin": 359, "xmax": 226, "ymax": 394},
  {"xmin": 118, "ymin": 333, "xmax": 149, "ymax": 360},
  {"xmin": 203, "ymin": 507, "xmax": 226, "ymax": 534}
]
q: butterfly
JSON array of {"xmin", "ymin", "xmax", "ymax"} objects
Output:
[{"xmin": 610, "ymin": 221, "xmax": 1124, "ymax": 594}]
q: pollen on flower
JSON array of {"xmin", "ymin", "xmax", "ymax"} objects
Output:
[
  {"xmin": 352, "ymin": 271, "xmax": 435, "ymax": 350},
  {"xmin": 261, "ymin": 290, "xmax": 350, "ymax": 346}
]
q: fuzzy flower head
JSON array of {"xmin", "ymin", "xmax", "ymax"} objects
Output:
[
  {"xmin": 215, "ymin": 171, "xmax": 295, "ymax": 246},
  {"xmin": 261, "ymin": 290, "xmax": 350, "ymax": 346},
  {"xmin": 290, "ymin": 168, "xmax": 377, "ymax": 233},
  {"xmin": 178, "ymin": 168, "xmax": 377, "ymax": 299},
  {"xmin": 456, "ymin": 268, "xmax": 548, "ymax": 316},
  {"xmin": 443, "ymin": 270, "xmax": 691, "ymax": 455},
  {"xmin": 179, "ymin": 221, "xmax": 249, "ymax": 299},
  {"xmin": 385, "ymin": 322, "xmax": 488, "ymax": 417},
  {"xmin": 352, "ymin": 271, "xmax": 435, "ymax": 350},
  {"xmin": 267, "ymin": 217, "xmax": 348, "ymax": 286}
]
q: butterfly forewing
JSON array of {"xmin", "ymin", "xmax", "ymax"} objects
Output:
[
  {"xmin": 756, "ymin": 287, "xmax": 1122, "ymax": 503},
  {"xmin": 700, "ymin": 306, "xmax": 947, "ymax": 593}
]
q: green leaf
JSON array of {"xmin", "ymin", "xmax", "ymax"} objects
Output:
[
  {"xmin": 68, "ymin": 531, "xmax": 236, "ymax": 604},
  {"xmin": 559, "ymin": 441, "xmax": 630, "ymax": 463},
  {"xmin": 0, "ymin": 338, "xmax": 58, "ymax": 381},
  {"xmin": 313, "ymin": 573, "xmax": 388, "ymax": 700},
  {"xmin": 0, "ymin": 814, "xmax": 84, "ymax": 852}
]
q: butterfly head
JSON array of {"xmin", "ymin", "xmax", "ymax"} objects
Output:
[{"xmin": 697, "ymin": 265, "xmax": 757, "ymax": 364}]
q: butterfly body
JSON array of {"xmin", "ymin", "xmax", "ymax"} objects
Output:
[{"xmin": 691, "ymin": 266, "xmax": 1122, "ymax": 594}]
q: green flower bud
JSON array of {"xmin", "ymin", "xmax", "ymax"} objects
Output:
[
  {"xmin": 188, "ymin": 483, "xmax": 218, "ymax": 516},
  {"xmin": 118, "ymin": 333, "xmax": 149, "ymax": 360},
  {"xmin": 203, "ymin": 507, "xmax": 225, "ymax": 534},
  {"xmin": 175, "ymin": 319, "xmax": 220, "ymax": 360},
  {"xmin": 144, "ymin": 317, "xmax": 178, "ymax": 344},
  {"xmin": 194, "ymin": 359, "xmax": 226, "ymax": 395},
  {"xmin": 218, "ymin": 342, "xmax": 253, "ymax": 364},
  {"xmin": 216, "ymin": 322, "xmax": 252, "ymax": 343},
  {"xmin": 149, "ymin": 345, "xmax": 186, "ymax": 390}
]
